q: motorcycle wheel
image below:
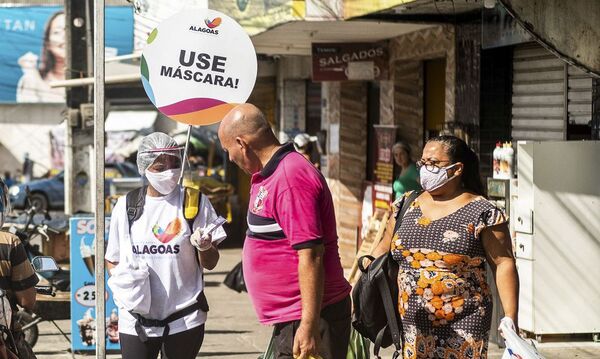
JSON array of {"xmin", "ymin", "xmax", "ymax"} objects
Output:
[{"xmin": 14, "ymin": 311, "xmax": 39, "ymax": 348}]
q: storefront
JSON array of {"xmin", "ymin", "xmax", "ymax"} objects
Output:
[{"xmin": 318, "ymin": 24, "xmax": 461, "ymax": 267}]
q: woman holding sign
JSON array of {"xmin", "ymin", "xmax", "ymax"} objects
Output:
[{"xmin": 105, "ymin": 133, "xmax": 226, "ymax": 359}]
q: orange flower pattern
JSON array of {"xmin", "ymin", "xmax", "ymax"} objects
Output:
[{"xmin": 391, "ymin": 193, "xmax": 506, "ymax": 358}]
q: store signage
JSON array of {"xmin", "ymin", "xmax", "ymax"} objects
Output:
[
  {"xmin": 312, "ymin": 42, "xmax": 389, "ymax": 81},
  {"xmin": 70, "ymin": 217, "xmax": 120, "ymax": 352},
  {"xmin": 482, "ymin": 3, "xmax": 531, "ymax": 49},
  {"xmin": 141, "ymin": 9, "xmax": 257, "ymax": 126},
  {"xmin": 372, "ymin": 125, "xmax": 397, "ymax": 210}
]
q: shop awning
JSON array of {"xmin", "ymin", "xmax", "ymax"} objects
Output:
[
  {"xmin": 500, "ymin": 0, "xmax": 600, "ymax": 77},
  {"xmin": 252, "ymin": 20, "xmax": 433, "ymax": 56},
  {"xmin": 105, "ymin": 110, "xmax": 157, "ymax": 132}
]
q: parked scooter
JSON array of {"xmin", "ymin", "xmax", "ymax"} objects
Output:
[
  {"xmin": 5, "ymin": 188, "xmax": 71, "ymax": 347},
  {"xmin": 0, "ymin": 256, "xmax": 60, "ymax": 358}
]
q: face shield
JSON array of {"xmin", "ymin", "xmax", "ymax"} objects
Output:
[{"xmin": 136, "ymin": 132, "xmax": 184, "ymax": 175}]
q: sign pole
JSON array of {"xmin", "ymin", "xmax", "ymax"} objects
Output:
[
  {"xmin": 93, "ymin": 0, "xmax": 106, "ymax": 357},
  {"xmin": 179, "ymin": 125, "xmax": 193, "ymax": 185}
]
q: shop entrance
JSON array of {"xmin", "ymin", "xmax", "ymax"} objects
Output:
[{"xmin": 393, "ymin": 57, "xmax": 446, "ymax": 160}]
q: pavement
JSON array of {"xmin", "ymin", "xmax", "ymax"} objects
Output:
[{"xmin": 34, "ymin": 249, "xmax": 600, "ymax": 358}]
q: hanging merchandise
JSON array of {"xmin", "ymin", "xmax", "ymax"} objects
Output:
[
  {"xmin": 140, "ymin": 8, "xmax": 258, "ymax": 126},
  {"xmin": 493, "ymin": 141, "xmax": 514, "ymax": 180},
  {"xmin": 493, "ymin": 141, "xmax": 502, "ymax": 178},
  {"xmin": 504, "ymin": 142, "xmax": 514, "ymax": 178}
]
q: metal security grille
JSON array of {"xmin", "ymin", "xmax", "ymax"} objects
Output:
[
  {"xmin": 512, "ymin": 43, "xmax": 566, "ymax": 141},
  {"xmin": 512, "ymin": 43, "xmax": 594, "ymax": 142},
  {"xmin": 567, "ymin": 66, "xmax": 593, "ymax": 126}
]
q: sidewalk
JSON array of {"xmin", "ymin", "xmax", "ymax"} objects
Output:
[
  {"xmin": 35, "ymin": 249, "xmax": 272, "ymax": 359},
  {"xmin": 34, "ymin": 249, "xmax": 600, "ymax": 358}
]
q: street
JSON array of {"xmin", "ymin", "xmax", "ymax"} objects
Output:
[{"xmin": 33, "ymin": 249, "xmax": 600, "ymax": 359}]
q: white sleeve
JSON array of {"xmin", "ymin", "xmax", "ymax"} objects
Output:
[
  {"xmin": 105, "ymin": 197, "xmax": 126, "ymax": 263},
  {"xmin": 193, "ymin": 194, "xmax": 227, "ymax": 245}
]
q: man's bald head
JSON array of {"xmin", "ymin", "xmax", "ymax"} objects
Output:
[
  {"xmin": 218, "ymin": 103, "xmax": 280, "ymax": 174},
  {"xmin": 219, "ymin": 103, "xmax": 275, "ymax": 146}
]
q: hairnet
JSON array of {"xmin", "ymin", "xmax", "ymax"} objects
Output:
[{"xmin": 136, "ymin": 132, "xmax": 183, "ymax": 175}]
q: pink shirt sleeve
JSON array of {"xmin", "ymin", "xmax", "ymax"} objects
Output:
[{"xmin": 276, "ymin": 186, "xmax": 324, "ymax": 250}]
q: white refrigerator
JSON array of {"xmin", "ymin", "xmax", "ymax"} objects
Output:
[{"xmin": 514, "ymin": 141, "xmax": 600, "ymax": 340}]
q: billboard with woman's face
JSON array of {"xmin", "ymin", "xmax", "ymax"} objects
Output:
[{"xmin": 0, "ymin": 6, "xmax": 134, "ymax": 103}]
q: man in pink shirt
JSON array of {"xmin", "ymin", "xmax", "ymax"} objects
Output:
[{"xmin": 218, "ymin": 104, "xmax": 351, "ymax": 359}]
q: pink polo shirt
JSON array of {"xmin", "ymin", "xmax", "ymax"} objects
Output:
[{"xmin": 243, "ymin": 143, "xmax": 351, "ymax": 325}]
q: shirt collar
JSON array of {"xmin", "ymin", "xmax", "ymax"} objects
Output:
[{"xmin": 259, "ymin": 142, "xmax": 295, "ymax": 178}]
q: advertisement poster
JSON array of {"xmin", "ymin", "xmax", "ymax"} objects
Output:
[
  {"xmin": 0, "ymin": 6, "xmax": 133, "ymax": 103},
  {"xmin": 372, "ymin": 125, "xmax": 397, "ymax": 210},
  {"xmin": 70, "ymin": 217, "xmax": 120, "ymax": 352},
  {"xmin": 312, "ymin": 42, "xmax": 389, "ymax": 81},
  {"xmin": 141, "ymin": 8, "xmax": 257, "ymax": 126}
]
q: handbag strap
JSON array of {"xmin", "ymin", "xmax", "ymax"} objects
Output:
[
  {"xmin": 372, "ymin": 190, "xmax": 421, "ymax": 357},
  {"xmin": 393, "ymin": 190, "xmax": 422, "ymax": 234},
  {"xmin": 374, "ymin": 272, "xmax": 402, "ymax": 357}
]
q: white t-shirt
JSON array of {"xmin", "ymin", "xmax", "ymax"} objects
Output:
[{"xmin": 105, "ymin": 187, "xmax": 226, "ymax": 337}]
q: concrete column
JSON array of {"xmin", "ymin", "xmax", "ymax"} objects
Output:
[{"xmin": 380, "ymin": 80, "xmax": 395, "ymax": 126}]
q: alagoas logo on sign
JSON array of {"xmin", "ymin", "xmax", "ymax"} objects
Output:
[
  {"xmin": 189, "ymin": 17, "xmax": 222, "ymax": 35},
  {"xmin": 205, "ymin": 17, "xmax": 221, "ymax": 28}
]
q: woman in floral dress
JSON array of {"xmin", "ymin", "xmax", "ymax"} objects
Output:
[{"xmin": 374, "ymin": 136, "xmax": 519, "ymax": 359}]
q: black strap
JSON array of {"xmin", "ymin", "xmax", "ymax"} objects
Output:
[
  {"xmin": 126, "ymin": 186, "xmax": 148, "ymax": 233},
  {"xmin": 393, "ymin": 190, "xmax": 422, "ymax": 234},
  {"xmin": 131, "ymin": 291, "xmax": 209, "ymax": 342},
  {"xmin": 374, "ymin": 273, "xmax": 402, "ymax": 357},
  {"xmin": 372, "ymin": 190, "xmax": 421, "ymax": 356}
]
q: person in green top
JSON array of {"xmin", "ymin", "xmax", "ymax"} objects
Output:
[{"xmin": 392, "ymin": 141, "xmax": 421, "ymax": 199}]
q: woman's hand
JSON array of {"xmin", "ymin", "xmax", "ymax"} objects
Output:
[{"xmin": 190, "ymin": 228, "xmax": 213, "ymax": 251}]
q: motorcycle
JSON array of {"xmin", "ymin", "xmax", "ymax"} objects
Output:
[
  {"xmin": 0, "ymin": 256, "xmax": 59, "ymax": 359},
  {"xmin": 8, "ymin": 188, "xmax": 69, "ymax": 293},
  {"xmin": 5, "ymin": 189, "xmax": 70, "ymax": 347}
]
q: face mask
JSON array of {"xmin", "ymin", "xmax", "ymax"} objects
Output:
[
  {"xmin": 419, "ymin": 164, "xmax": 458, "ymax": 192},
  {"xmin": 145, "ymin": 168, "xmax": 181, "ymax": 195}
]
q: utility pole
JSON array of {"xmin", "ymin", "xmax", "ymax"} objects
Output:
[
  {"xmin": 65, "ymin": 0, "xmax": 94, "ymax": 216},
  {"xmin": 93, "ymin": 0, "xmax": 106, "ymax": 356}
]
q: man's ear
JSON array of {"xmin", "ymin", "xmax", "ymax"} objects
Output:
[{"xmin": 235, "ymin": 136, "xmax": 246, "ymax": 150}]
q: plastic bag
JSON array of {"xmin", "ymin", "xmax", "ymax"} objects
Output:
[
  {"xmin": 257, "ymin": 335, "xmax": 274, "ymax": 359},
  {"xmin": 107, "ymin": 238, "xmax": 151, "ymax": 315},
  {"xmin": 500, "ymin": 317, "xmax": 546, "ymax": 359},
  {"xmin": 224, "ymin": 261, "xmax": 247, "ymax": 293},
  {"xmin": 258, "ymin": 327, "xmax": 370, "ymax": 359},
  {"xmin": 346, "ymin": 328, "xmax": 370, "ymax": 359}
]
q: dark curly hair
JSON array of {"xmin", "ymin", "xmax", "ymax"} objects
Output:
[
  {"xmin": 427, "ymin": 135, "xmax": 484, "ymax": 196},
  {"xmin": 39, "ymin": 11, "xmax": 64, "ymax": 80}
]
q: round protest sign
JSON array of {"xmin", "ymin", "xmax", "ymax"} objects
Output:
[{"xmin": 141, "ymin": 9, "xmax": 257, "ymax": 126}]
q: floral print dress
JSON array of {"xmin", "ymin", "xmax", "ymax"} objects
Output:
[{"xmin": 391, "ymin": 193, "xmax": 507, "ymax": 359}]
